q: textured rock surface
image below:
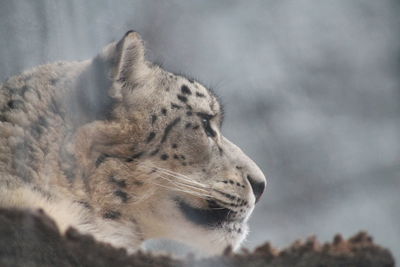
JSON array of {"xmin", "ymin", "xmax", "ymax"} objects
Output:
[{"xmin": 0, "ymin": 208, "xmax": 395, "ymax": 267}]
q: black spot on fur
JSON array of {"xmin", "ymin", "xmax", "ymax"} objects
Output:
[
  {"xmin": 160, "ymin": 117, "xmax": 181, "ymax": 143},
  {"xmin": 181, "ymin": 85, "xmax": 192, "ymax": 95},
  {"xmin": 160, "ymin": 154, "xmax": 169, "ymax": 160},
  {"xmin": 185, "ymin": 122, "xmax": 192, "ymax": 129},
  {"xmin": 161, "ymin": 108, "xmax": 167, "ymax": 115},
  {"xmin": 171, "ymin": 103, "xmax": 182, "ymax": 109},
  {"xmin": 180, "ymin": 155, "xmax": 186, "ymax": 160},
  {"xmin": 96, "ymin": 154, "xmax": 109, "ymax": 167},
  {"xmin": 192, "ymin": 125, "xmax": 200, "ymax": 130},
  {"xmin": 151, "ymin": 114, "xmax": 157, "ymax": 124},
  {"xmin": 188, "ymin": 79, "xmax": 195, "ymax": 84},
  {"xmin": 126, "ymin": 151, "xmax": 144, "ymax": 162},
  {"xmin": 173, "ymin": 154, "xmax": 179, "ymax": 160},
  {"xmin": 109, "ymin": 176, "xmax": 127, "ymax": 188},
  {"xmin": 146, "ymin": 132, "xmax": 156, "ymax": 143},
  {"xmin": 103, "ymin": 210, "xmax": 121, "ymax": 220},
  {"xmin": 50, "ymin": 78, "xmax": 58, "ymax": 85},
  {"xmin": 196, "ymin": 92, "xmax": 205, "ymax": 98},
  {"xmin": 177, "ymin": 94, "xmax": 188, "ymax": 103},
  {"xmin": 172, "ymin": 143, "xmax": 178, "ymax": 149},
  {"xmin": 186, "ymin": 104, "xmax": 192, "ymax": 110},
  {"xmin": 7, "ymin": 100, "xmax": 24, "ymax": 109},
  {"xmin": 186, "ymin": 111, "xmax": 193, "ymax": 116},
  {"xmin": 114, "ymin": 190, "xmax": 129, "ymax": 203}
]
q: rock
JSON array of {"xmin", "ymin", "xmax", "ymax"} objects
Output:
[{"xmin": 0, "ymin": 208, "xmax": 394, "ymax": 267}]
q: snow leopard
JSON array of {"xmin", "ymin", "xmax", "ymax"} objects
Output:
[{"xmin": 0, "ymin": 31, "xmax": 266, "ymax": 254}]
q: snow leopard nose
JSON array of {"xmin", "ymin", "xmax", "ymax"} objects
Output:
[{"xmin": 246, "ymin": 174, "xmax": 266, "ymax": 203}]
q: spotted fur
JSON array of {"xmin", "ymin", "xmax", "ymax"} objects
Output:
[{"xmin": 0, "ymin": 31, "xmax": 266, "ymax": 255}]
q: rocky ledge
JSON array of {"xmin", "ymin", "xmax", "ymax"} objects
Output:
[{"xmin": 0, "ymin": 208, "xmax": 394, "ymax": 267}]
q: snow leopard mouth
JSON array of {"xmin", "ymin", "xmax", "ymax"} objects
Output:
[{"xmin": 175, "ymin": 198, "xmax": 237, "ymax": 228}]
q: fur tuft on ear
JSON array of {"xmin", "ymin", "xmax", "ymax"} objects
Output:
[
  {"xmin": 99, "ymin": 30, "xmax": 150, "ymax": 84},
  {"xmin": 70, "ymin": 31, "xmax": 150, "ymax": 124}
]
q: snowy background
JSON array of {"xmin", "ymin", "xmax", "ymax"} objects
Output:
[{"xmin": 1, "ymin": 0, "xmax": 399, "ymax": 261}]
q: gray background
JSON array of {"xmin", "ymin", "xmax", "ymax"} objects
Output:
[{"xmin": 1, "ymin": 0, "xmax": 399, "ymax": 261}]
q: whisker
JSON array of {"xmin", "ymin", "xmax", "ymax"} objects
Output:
[
  {"xmin": 141, "ymin": 163, "xmax": 209, "ymax": 188},
  {"xmin": 156, "ymin": 174, "xmax": 211, "ymax": 194},
  {"xmin": 147, "ymin": 180, "xmax": 212, "ymax": 200},
  {"xmin": 156, "ymin": 175, "xmax": 214, "ymax": 199}
]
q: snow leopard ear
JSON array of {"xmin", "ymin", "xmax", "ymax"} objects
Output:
[
  {"xmin": 71, "ymin": 31, "xmax": 149, "ymax": 123},
  {"xmin": 100, "ymin": 30, "xmax": 150, "ymax": 85}
]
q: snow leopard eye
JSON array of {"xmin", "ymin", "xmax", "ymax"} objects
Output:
[
  {"xmin": 201, "ymin": 117, "xmax": 216, "ymax": 138},
  {"xmin": 196, "ymin": 112, "xmax": 216, "ymax": 138}
]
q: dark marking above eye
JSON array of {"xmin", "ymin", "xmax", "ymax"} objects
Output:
[
  {"xmin": 146, "ymin": 132, "xmax": 156, "ymax": 143},
  {"xmin": 160, "ymin": 117, "xmax": 181, "ymax": 143},
  {"xmin": 161, "ymin": 108, "xmax": 167, "ymax": 115},
  {"xmin": 103, "ymin": 210, "xmax": 121, "ymax": 220},
  {"xmin": 177, "ymin": 94, "xmax": 188, "ymax": 103},
  {"xmin": 196, "ymin": 92, "xmax": 205, "ymax": 98},
  {"xmin": 196, "ymin": 112, "xmax": 214, "ymax": 120},
  {"xmin": 161, "ymin": 154, "xmax": 169, "ymax": 160},
  {"xmin": 181, "ymin": 85, "xmax": 192, "ymax": 95},
  {"xmin": 171, "ymin": 103, "xmax": 183, "ymax": 109}
]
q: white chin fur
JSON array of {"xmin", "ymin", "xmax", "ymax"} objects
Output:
[{"xmin": 171, "ymin": 222, "xmax": 249, "ymax": 255}]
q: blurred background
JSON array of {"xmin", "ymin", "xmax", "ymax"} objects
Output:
[{"xmin": 1, "ymin": 0, "xmax": 399, "ymax": 261}]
